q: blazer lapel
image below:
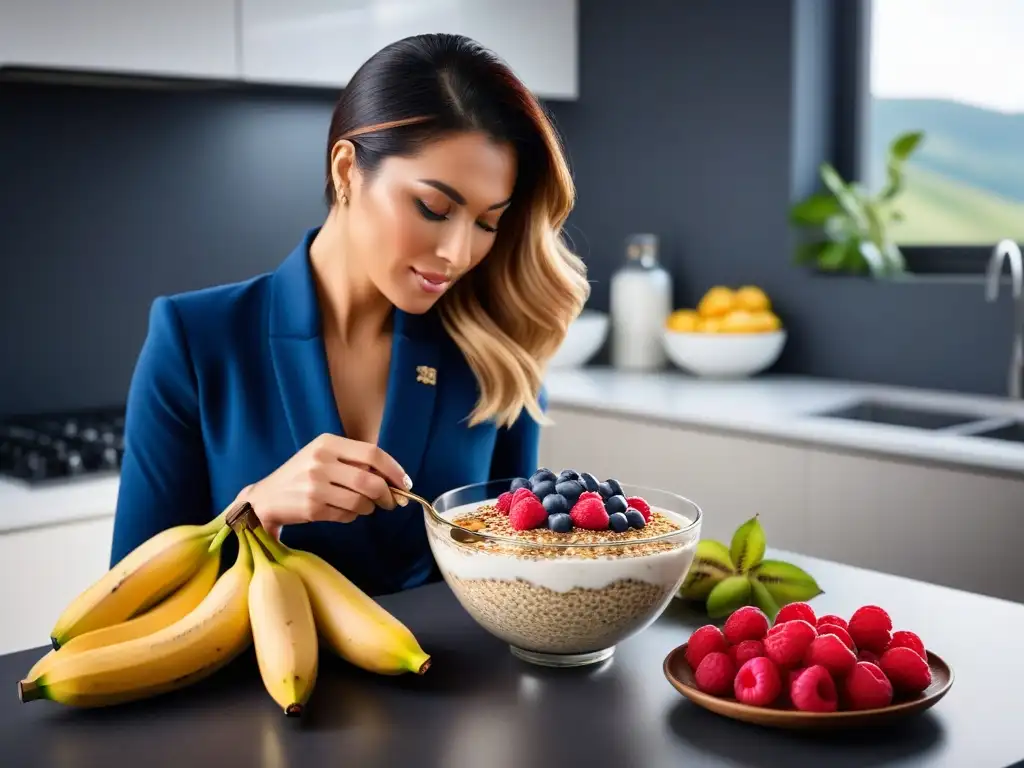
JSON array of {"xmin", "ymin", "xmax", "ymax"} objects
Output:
[{"xmin": 267, "ymin": 228, "xmax": 345, "ymax": 453}]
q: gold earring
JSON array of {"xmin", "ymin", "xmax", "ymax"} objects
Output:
[{"xmin": 336, "ymin": 185, "xmax": 348, "ymax": 205}]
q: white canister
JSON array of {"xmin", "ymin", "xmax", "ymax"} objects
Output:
[{"xmin": 609, "ymin": 233, "xmax": 673, "ymax": 370}]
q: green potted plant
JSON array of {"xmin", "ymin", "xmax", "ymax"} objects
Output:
[{"xmin": 788, "ymin": 130, "xmax": 924, "ymax": 277}]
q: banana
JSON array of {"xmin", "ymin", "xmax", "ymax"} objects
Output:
[
  {"xmin": 26, "ymin": 550, "xmax": 223, "ymax": 681},
  {"xmin": 19, "ymin": 526, "xmax": 253, "ymax": 708},
  {"xmin": 244, "ymin": 528, "xmax": 318, "ymax": 716},
  {"xmin": 234, "ymin": 508, "xmax": 430, "ymax": 676},
  {"xmin": 49, "ymin": 506, "xmax": 235, "ymax": 648}
]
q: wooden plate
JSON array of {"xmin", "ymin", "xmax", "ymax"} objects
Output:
[{"xmin": 663, "ymin": 642, "xmax": 953, "ymax": 730}]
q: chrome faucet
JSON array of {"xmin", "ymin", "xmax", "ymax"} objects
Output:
[{"xmin": 986, "ymin": 239, "xmax": 1024, "ymax": 398}]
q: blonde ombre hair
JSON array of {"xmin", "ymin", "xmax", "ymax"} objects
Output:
[{"xmin": 324, "ymin": 33, "xmax": 589, "ymax": 428}]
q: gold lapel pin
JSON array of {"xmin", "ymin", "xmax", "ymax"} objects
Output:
[{"xmin": 416, "ymin": 365, "xmax": 437, "ymax": 386}]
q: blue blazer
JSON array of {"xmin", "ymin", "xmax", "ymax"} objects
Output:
[{"xmin": 110, "ymin": 227, "xmax": 545, "ymax": 596}]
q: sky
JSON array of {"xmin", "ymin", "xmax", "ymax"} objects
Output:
[{"xmin": 870, "ymin": 0, "xmax": 1024, "ymax": 113}]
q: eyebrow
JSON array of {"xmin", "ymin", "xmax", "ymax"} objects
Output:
[{"xmin": 419, "ymin": 179, "xmax": 511, "ymax": 210}]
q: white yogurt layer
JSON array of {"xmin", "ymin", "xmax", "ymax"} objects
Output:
[{"xmin": 427, "ymin": 499, "xmax": 699, "ymax": 593}]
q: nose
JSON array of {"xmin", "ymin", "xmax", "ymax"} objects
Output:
[{"xmin": 436, "ymin": 221, "xmax": 473, "ymax": 273}]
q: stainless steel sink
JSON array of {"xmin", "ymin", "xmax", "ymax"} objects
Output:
[
  {"xmin": 814, "ymin": 399, "xmax": 985, "ymax": 431},
  {"xmin": 962, "ymin": 421, "xmax": 1024, "ymax": 443}
]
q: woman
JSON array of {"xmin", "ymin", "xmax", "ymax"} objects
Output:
[{"xmin": 109, "ymin": 33, "xmax": 589, "ymax": 597}]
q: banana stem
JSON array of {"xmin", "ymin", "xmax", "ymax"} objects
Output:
[
  {"xmin": 208, "ymin": 524, "xmax": 232, "ymax": 553},
  {"xmin": 201, "ymin": 506, "xmax": 232, "ymax": 536},
  {"xmin": 252, "ymin": 526, "xmax": 290, "ymax": 564},
  {"xmin": 17, "ymin": 679, "xmax": 44, "ymax": 703},
  {"xmin": 244, "ymin": 529, "xmax": 272, "ymax": 569}
]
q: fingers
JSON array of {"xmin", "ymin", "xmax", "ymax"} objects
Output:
[
  {"xmin": 316, "ymin": 460, "xmax": 397, "ymax": 512},
  {"xmin": 314, "ymin": 434, "xmax": 411, "ymax": 491}
]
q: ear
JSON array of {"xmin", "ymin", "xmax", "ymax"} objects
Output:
[{"xmin": 329, "ymin": 139, "xmax": 357, "ymax": 201}]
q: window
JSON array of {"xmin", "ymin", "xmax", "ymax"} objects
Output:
[{"xmin": 863, "ymin": 0, "xmax": 1024, "ymax": 266}]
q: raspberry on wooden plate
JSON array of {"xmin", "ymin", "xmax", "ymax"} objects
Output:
[
  {"xmin": 724, "ymin": 606, "xmax": 770, "ymax": 644},
  {"xmin": 843, "ymin": 661, "xmax": 894, "ymax": 710},
  {"xmin": 789, "ymin": 664, "xmax": 838, "ymax": 713},
  {"xmin": 733, "ymin": 657, "xmax": 782, "ymax": 707},
  {"xmin": 775, "ymin": 602, "xmax": 816, "ymax": 626},
  {"xmin": 685, "ymin": 625, "xmax": 728, "ymax": 669},
  {"xmin": 694, "ymin": 652, "xmax": 736, "ymax": 696}
]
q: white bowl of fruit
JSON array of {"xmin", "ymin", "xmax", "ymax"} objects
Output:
[{"xmin": 663, "ymin": 285, "xmax": 786, "ymax": 378}]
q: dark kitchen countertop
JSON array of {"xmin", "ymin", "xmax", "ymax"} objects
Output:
[{"xmin": 2, "ymin": 548, "xmax": 1023, "ymax": 768}]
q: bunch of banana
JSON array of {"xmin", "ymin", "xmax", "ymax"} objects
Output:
[
  {"xmin": 19, "ymin": 511, "xmax": 254, "ymax": 707},
  {"xmin": 18, "ymin": 499, "xmax": 432, "ymax": 715}
]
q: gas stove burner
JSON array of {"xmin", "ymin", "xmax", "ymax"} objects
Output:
[{"xmin": 0, "ymin": 406, "xmax": 125, "ymax": 484}]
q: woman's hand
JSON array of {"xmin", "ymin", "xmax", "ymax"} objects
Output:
[{"xmin": 236, "ymin": 433, "xmax": 413, "ymax": 538}]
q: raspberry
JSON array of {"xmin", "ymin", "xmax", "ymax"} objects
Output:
[
  {"xmin": 685, "ymin": 625, "xmax": 728, "ymax": 669},
  {"xmin": 508, "ymin": 494, "xmax": 546, "ymax": 530},
  {"xmin": 511, "ymin": 487, "xmax": 536, "ymax": 506},
  {"xmin": 724, "ymin": 606, "xmax": 770, "ymax": 644},
  {"xmin": 790, "ymin": 664, "xmax": 838, "ymax": 713},
  {"xmin": 816, "ymin": 615, "xmax": 849, "ymax": 632},
  {"xmin": 496, "ymin": 492, "xmax": 514, "ymax": 513},
  {"xmin": 848, "ymin": 605, "xmax": 893, "ymax": 654},
  {"xmin": 858, "ymin": 649, "xmax": 880, "ymax": 665},
  {"xmin": 694, "ymin": 651, "xmax": 736, "ymax": 696},
  {"xmin": 843, "ymin": 661, "xmax": 893, "ymax": 710},
  {"xmin": 625, "ymin": 495, "xmax": 652, "ymax": 522},
  {"xmin": 775, "ymin": 602, "xmax": 816, "ymax": 626},
  {"xmin": 888, "ymin": 630, "xmax": 926, "ymax": 660},
  {"xmin": 763, "ymin": 619, "xmax": 817, "ymax": 669},
  {"xmin": 804, "ymin": 633, "xmax": 857, "ymax": 677},
  {"xmin": 879, "ymin": 647, "xmax": 931, "ymax": 694},
  {"xmin": 569, "ymin": 495, "xmax": 609, "ymax": 530},
  {"xmin": 574, "ymin": 490, "xmax": 602, "ymax": 506},
  {"xmin": 817, "ymin": 623, "xmax": 856, "ymax": 652},
  {"xmin": 729, "ymin": 639, "xmax": 765, "ymax": 667},
  {"xmin": 733, "ymin": 656, "xmax": 782, "ymax": 707}
]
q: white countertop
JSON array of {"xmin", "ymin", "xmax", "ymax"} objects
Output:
[
  {"xmin": 544, "ymin": 368, "xmax": 1024, "ymax": 476},
  {"xmin": 0, "ymin": 474, "xmax": 119, "ymax": 535},
  {"xmin": 3, "ymin": 369, "xmax": 1022, "ymax": 535}
]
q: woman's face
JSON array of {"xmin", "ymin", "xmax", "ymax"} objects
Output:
[{"xmin": 343, "ymin": 131, "xmax": 517, "ymax": 314}]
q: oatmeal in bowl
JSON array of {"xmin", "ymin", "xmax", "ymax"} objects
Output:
[{"xmin": 424, "ymin": 469, "xmax": 703, "ymax": 668}]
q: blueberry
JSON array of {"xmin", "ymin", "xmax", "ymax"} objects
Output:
[
  {"xmin": 530, "ymin": 468, "xmax": 557, "ymax": 485},
  {"xmin": 608, "ymin": 511, "xmax": 629, "ymax": 533},
  {"xmin": 555, "ymin": 479, "xmax": 584, "ymax": 506},
  {"xmin": 625, "ymin": 508, "xmax": 646, "ymax": 529},
  {"xmin": 557, "ymin": 468, "xmax": 580, "ymax": 483},
  {"xmin": 605, "ymin": 494, "xmax": 628, "ymax": 516},
  {"xmin": 543, "ymin": 493, "xmax": 569, "ymax": 516},
  {"xmin": 580, "ymin": 472, "xmax": 600, "ymax": 493},
  {"xmin": 598, "ymin": 481, "xmax": 615, "ymax": 500},
  {"xmin": 532, "ymin": 479, "xmax": 556, "ymax": 499},
  {"xmin": 605, "ymin": 478, "xmax": 624, "ymax": 498},
  {"xmin": 547, "ymin": 512, "xmax": 573, "ymax": 533},
  {"xmin": 510, "ymin": 477, "xmax": 530, "ymax": 492}
]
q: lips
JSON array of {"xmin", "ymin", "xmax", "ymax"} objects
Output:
[{"xmin": 413, "ymin": 269, "xmax": 450, "ymax": 284}]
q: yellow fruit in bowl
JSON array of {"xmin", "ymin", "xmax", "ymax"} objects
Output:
[
  {"xmin": 666, "ymin": 309, "xmax": 700, "ymax": 332},
  {"xmin": 718, "ymin": 310, "xmax": 762, "ymax": 334},
  {"xmin": 698, "ymin": 317, "xmax": 723, "ymax": 333},
  {"xmin": 697, "ymin": 286, "xmax": 735, "ymax": 318},
  {"xmin": 735, "ymin": 285, "xmax": 771, "ymax": 313},
  {"xmin": 750, "ymin": 310, "xmax": 782, "ymax": 332}
]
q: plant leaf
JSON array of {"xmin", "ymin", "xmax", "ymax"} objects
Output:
[
  {"xmin": 819, "ymin": 163, "xmax": 868, "ymax": 231},
  {"xmin": 793, "ymin": 240, "xmax": 828, "ymax": 265},
  {"xmin": 678, "ymin": 539, "xmax": 736, "ymax": 600},
  {"xmin": 706, "ymin": 575, "xmax": 752, "ymax": 619},
  {"xmin": 729, "ymin": 516, "xmax": 766, "ymax": 573},
  {"xmin": 889, "ymin": 130, "xmax": 924, "ymax": 162},
  {"xmin": 752, "ymin": 559, "xmax": 823, "ymax": 605},
  {"xmin": 749, "ymin": 576, "xmax": 780, "ymax": 622},
  {"xmin": 789, "ymin": 193, "xmax": 841, "ymax": 226}
]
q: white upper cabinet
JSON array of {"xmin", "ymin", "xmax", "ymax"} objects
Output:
[
  {"xmin": 0, "ymin": 0, "xmax": 240, "ymax": 79},
  {"xmin": 239, "ymin": 0, "xmax": 579, "ymax": 99}
]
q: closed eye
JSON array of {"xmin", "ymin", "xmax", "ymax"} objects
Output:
[{"xmin": 416, "ymin": 198, "xmax": 499, "ymax": 233}]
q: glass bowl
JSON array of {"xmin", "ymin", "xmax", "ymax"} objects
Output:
[{"xmin": 423, "ymin": 478, "xmax": 703, "ymax": 668}]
